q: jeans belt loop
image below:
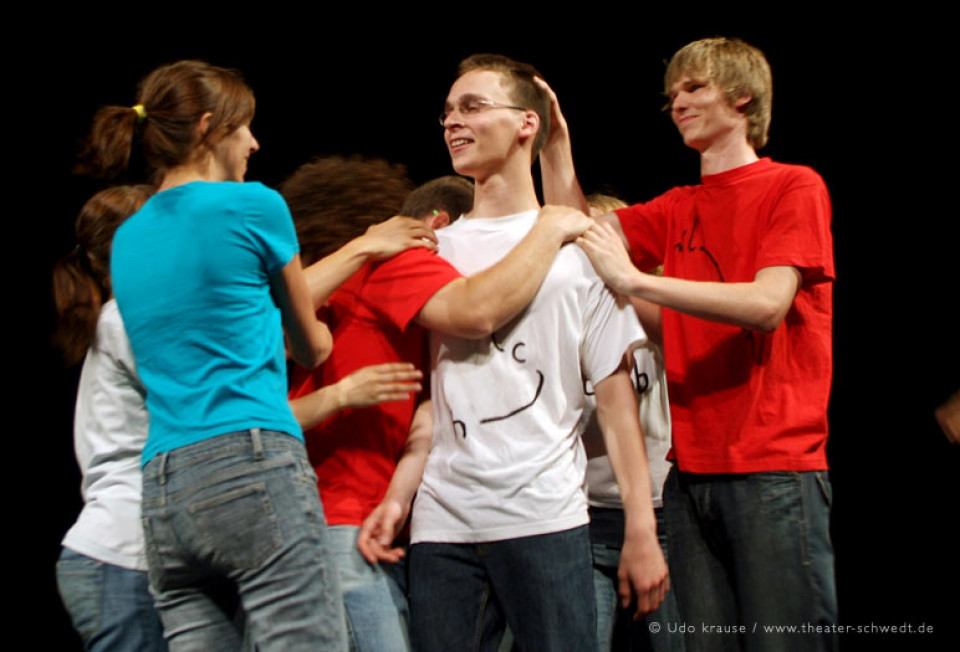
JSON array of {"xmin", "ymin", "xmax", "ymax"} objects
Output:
[
  {"xmin": 157, "ymin": 452, "xmax": 168, "ymax": 486},
  {"xmin": 251, "ymin": 427, "xmax": 264, "ymax": 461}
]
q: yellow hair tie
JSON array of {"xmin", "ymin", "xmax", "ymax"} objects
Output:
[{"xmin": 132, "ymin": 104, "xmax": 147, "ymax": 122}]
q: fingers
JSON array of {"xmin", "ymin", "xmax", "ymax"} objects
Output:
[
  {"xmin": 357, "ymin": 515, "xmax": 383, "ymax": 564},
  {"xmin": 533, "ymin": 76, "xmax": 557, "ymax": 103},
  {"xmin": 368, "ymin": 364, "xmax": 423, "ymax": 400},
  {"xmin": 618, "ymin": 575, "xmax": 668, "ymax": 620},
  {"xmin": 365, "ymin": 362, "xmax": 423, "ymax": 378},
  {"xmin": 358, "ymin": 503, "xmax": 409, "ymax": 564},
  {"xmin": 366, "ymin": 217, "xmax": 439, "ymax": 258},
  {"xmin": 533, "ymin": 76, "xmax": 564, "ymax": 121},
  {"xmin": 357, "ymin": 513, "xmax": 405, "ymax": 564}
]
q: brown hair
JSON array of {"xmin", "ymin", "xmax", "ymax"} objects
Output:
[
  {"xmin": 457, "ymin": 54, "xmax": 551, "ymax": 159},
  {"xmin": 401, "ymin": 176, "xmax": 474, "ymax": 221},
  {"xmin": 664, "ymin": 37, "xmax": 773, "ymax": 149},
  {"xmin": 78, "ymin": 60, "xmax": 255, "ymax": 180},
  {"xmin": 280, "ymin": 155, "xmax": 413, "ymax": 266},
  {"xmin": 53, "ymin": 185, "xmax": 154, "ymax": 365}
]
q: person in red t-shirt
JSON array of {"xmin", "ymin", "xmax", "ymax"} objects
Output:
[
  {"xmin": 539, "ymin": 38, "xmax": 837, "ymax": 650},
  {"xmin": 280, "ymin": 157, "xmax": 591, "ymax": 651}
]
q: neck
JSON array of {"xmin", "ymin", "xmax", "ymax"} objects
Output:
[
  {"xmin": 159, "ymin": 155, "xmax": 221, "ymax": 192},
  {"xmin": 698, "ymin": 135, "xmax": 759, "ymax": 176},
  {"xmin": 467, "ymin": 156, "xmax": 540, "ymax": 218}
]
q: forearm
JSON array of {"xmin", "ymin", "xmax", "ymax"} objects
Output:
[
  {"xmin": 533, "ymin": 75, "xmax": 589, "ymax": 212},
  {"xmin": 629, "ymin": 297, "xmax": 663, "ymax": 347},
  {"xmin": 580, "ymin": 221, "xmax": 800, "ymax": 333},
  {"xmin": 594, "ymin": 369, "xmax": 657, "ymax": 532},
  {"xmin": 418, "ymin": 218, "xmax": 570, "ymax": 338},
  {"xmin": 303, "ymin": 237, "xmax": 374, "ymax": 309},
  {"xmin": 289, "ymin": 387, "xmax": 343, "ymax": 431},
  {"xmin": 382, "ymin": 400, "xmax": 433, "ymax": 508},
  {"xmin": 540, "ymin": 142, "xmax": 589, "ymax": 212},
  {"xmin": 622, "ymin": 267, "xmax": 800, "ymax": 333},
  {"xmin": 272, "ymin": 255, "xmax": 333, "ymax": 368}
]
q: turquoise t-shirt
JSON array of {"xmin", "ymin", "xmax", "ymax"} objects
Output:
[{"xmin": 111, "ymin": 181, "xmax": 302, "ymax": 464}]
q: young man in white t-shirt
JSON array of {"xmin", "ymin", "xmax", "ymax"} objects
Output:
[{"xmin": 400, "ymin": 54, "xmax": 669, "ymax": 652}]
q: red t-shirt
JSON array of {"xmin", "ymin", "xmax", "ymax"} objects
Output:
[
  {"xmin": 288, "ymin": 248, "xmax": 462, "ymax": 525},
  {"xmin": 615, "ymin": 158, "xmax": 834, "ymax": 473}
]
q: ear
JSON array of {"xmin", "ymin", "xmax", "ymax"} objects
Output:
[
  {"xmin": 196, "ymin": 111, "xmax": 214, "ymax": 139},
  {"xmin": 517, "ymin": 109, "xmax": 540, "ymax": 145},
  {"xmin": 733, "ymin": 94, "xmax": 753, "ymax": 111},
  {"xmin": 424, "ymin": 210, "xmax": 451, "ymax": 230}
]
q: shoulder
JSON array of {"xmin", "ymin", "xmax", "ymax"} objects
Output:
[
  {"xmin": 764, "ymin": 160, "xmax": 828, "ymax": 193},
  {"xmin": 97, "ymin": 300, "xmax": 137, "ymax": 366},
  {"xmin": 382, "ymin": 247, "xmax": 459, "ymax": 273},
  {"xmin": 616, "ymin": 185, "xmax": 695, "ymax": 220},
  {"xmin": 185, "ymin": 181, "xmax": 288, "ymax": 215},
  {"xmin": 98, "ymin": 299, "xmax": 124, "ymax": 334},
  {"xmin": 232, "ymin": 182, "xmax": 290, "ymax": 215}
]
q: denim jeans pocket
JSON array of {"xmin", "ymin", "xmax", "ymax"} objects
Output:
[
  {"xmin": 189, "ymin": 481, "xmax": 284, "ymax": 569},
  {"xmin": 56, "ymin": 548, "xmax": 103, "ymax": 640},
  {"xmin": 814, "ymin": 470, "xmax": 833, "ymax": 508}
]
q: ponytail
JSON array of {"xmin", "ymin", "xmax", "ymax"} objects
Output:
[
  {"xmin": 53, "ymin": 248, "xmax": 104, "ymax": 366},
  {"xmin": 52, "ymin": 185, "xmax": 155, "ymax": 365},
  {"xmin": 77, "ymin": 60, "xmax": 255, "ymax": 181},
  {"xmin": 76, "ymin": 106, "xmax": 142, "ymax": 178}
]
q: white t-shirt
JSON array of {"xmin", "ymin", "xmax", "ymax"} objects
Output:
[
  {"xmin": 412, "ymin": 211, "xmax": 645, "ymax": 543},
  {"xmin": 582, "ymin": 342, "xmax": 672, "ymax": 509},
  {"xmin": 62, "ymin": 300, "xmax": 150, "ymax": 570}
]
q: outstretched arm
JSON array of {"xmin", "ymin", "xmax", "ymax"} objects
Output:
[
  {"xmin": 594, "ymin": 362, "xmax": 669, "ymax": 618},
  {"xmin": 289, "ymin": 362, "xmax": 423, "ymax": 431},
  {"xmin": 535, "ymin": 77, "xmax": 589, "ymax": 212},
  {"xmin": 416, "ymin": 205, "xmax": 592, "ymax": 338},
  {"xmin": 579, "ymin": 220, "xmax": 801, "ymax": 333},
  {"xmin": 357, "ymin": 399, "xmax": 434, "ymax": 564},
  {"xmin": 304, "ymin": 216, "xmax": 438, "ymax": 309}
]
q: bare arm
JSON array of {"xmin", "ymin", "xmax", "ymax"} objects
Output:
[
  {"xmin": 357, "ymin": 399, "xmax": 434, "ymax": 563},
  {"xmin": 534, "ymin": 77, "xmax": 589, "ymax": 212},
  {"xmin": 270, "ymin": 254, "xmax": 332, "ymax": 368},
  {"xmin": 304, "ymin": 216, "xmax": 438, "ymax": 309},
  {"xmin": 594, "ymin": 364, "xmax": 669, "ymax": 618},
  {"xmin": 289, "ymin": 362, "xmax": 423, "ymax": 431},
  {"xmin": 629, "ymin": 297, "xmax": 663, "ymax": 347},
  {"xmin": 415, "ymin": 205, "xmax": 591, "ymax": 338},
  {"xmin": 579, "ymin": 220, "xmax": 801, "ymax": 333}
]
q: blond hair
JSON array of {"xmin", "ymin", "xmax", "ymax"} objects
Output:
[{"xmin": 665, "ymin": 38, "xmax": 772, "ymax": 149}]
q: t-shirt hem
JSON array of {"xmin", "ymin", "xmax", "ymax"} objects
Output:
[
  {"xmin": 141, "ymin": 421, "xmax": 303, "ymax": 467},
  {"xmin": 411, "ymin": 513, "xmax": 589, "ymax": 544}
]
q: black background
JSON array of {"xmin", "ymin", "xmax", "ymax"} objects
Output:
[{"xmin": 18, "ymin": 10, "xmax": 957, "ymax": 650}]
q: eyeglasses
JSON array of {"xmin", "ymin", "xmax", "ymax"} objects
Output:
[{"xmin": 439, "ymin": 98, "xmax": 528, "ymax": 126}]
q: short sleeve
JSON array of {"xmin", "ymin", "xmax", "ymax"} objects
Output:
[
  {"xmin": 614, "ymin": 191, "xmax": 682, "ymax": 273},
  {"xmin": 363, "ymin": 248, "xmax": 463, "ymax": 331},
  {"xmin": 756, "ymin": 168, "xmax": 834, "ymax": 285},
  {"xmin": 243, "ymin": 183, "xmax": 300, "ymax": 275},
  {"xmin": 580, "ymin": 273, "xmax": 646, "ymax": 385}
]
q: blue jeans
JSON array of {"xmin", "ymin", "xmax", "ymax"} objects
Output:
[
  {"xmin": 141, "ymin": 429, "xmax": 347, "ymax": 651},
  {"xmin": 327, "ymin": 525, "xmax": 410, "ymax": 652},
  {"xmin": 663, "ymin": 469, "xmax": 837, "ymax": 652},
  {"xmin": 408, "ymin": 525, "xmax": 598, "ymax": 652},
  {"xmin": 590, "ymin": 507, "xmax": 684, "ymax": 652},
  {"xmin": 56, "ymin": 547, "xmax": 167, "ymax": 651}
]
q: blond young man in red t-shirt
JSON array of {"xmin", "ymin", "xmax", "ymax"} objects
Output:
[{"xmin": 540, "ymin": 38, "xmax": 837, "ymax": 650}]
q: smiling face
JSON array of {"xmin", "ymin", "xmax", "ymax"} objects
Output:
[
  {"xmin": 210, "ymin": 123, "xmax": 260, "ymax": 182},
  {"xmin": 442, "ymin": 69, "xmax": 537, "ymax": 180},
  {"xmin": 668, "ymin": 76, "xmax": 750, "ymax": 153}
]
